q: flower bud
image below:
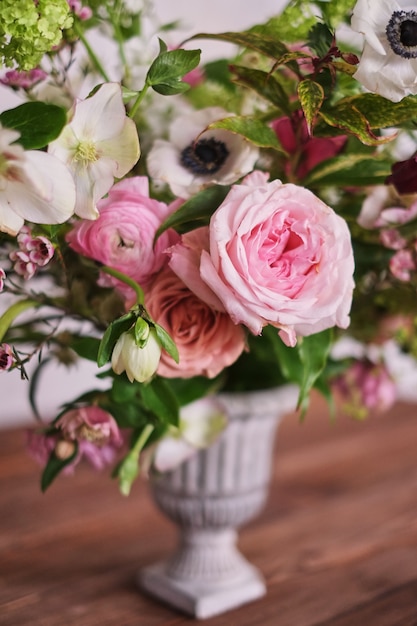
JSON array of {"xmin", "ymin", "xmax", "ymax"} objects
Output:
[
  {"xmin": 111, "ymin": 329, "xmax": 162, "ymax": 383},
  {"xmin": 55, "ymin": 439, "xmax": 76, "ymax": 460}
]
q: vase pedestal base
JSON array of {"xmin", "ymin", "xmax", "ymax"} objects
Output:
[{"xmin": 138, "ymin": 560, "xmax": 266, "ymax": 619}]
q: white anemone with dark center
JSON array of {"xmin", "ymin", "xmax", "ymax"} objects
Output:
[
  {"xmin": 351, "ymin": 0, "xmax": 417, "ymax": 101},
  {"xmin": 146, "ymin": 106, "xmax": 259, "ymax": 199}
]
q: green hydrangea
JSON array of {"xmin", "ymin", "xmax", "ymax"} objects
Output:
[{"xmin": 0, "ymin": 0, "xmax": 73, "ymax": 70}]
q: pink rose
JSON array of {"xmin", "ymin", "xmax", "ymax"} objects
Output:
[
  {"xmin": 66, "ymin": 177, "xmax": 180, "ymax": 295},
  {"xmin": 144, "ymin": 268, "xmax": 246, "ymax": 378},
  {"xmin": 198, "ymin": 172, "xmax": 354, "ymax": 347}
]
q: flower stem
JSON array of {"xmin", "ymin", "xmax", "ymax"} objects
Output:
[
  {"xmin": 101, "ymin": 265, "xmax": 144, "ymax": 305},
  {"xmin": 129, "ymin": 84, "xmax": 149, "ymax": 119},
  {"xmin": 73, "ymin": 21, "xmax": 111, "ymax": 83}
]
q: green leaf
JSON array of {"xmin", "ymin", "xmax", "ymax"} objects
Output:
[
  {"xmin": 208, "ymin": 116, "xmax": 283, "ymax": 150},
  {"xmin": 146, "ymin": 47, "xmax": 201, "ymax": 95},
  {"xmin": 70, "ymin": 336, "xmax": 100, "ymax": 362},
  {"xmin": 303, "ymin": 154, "xmax": 392, "ymax": 187},
  {"xmin": 298, "ymin": 79, "xmax": 324, "ymax": 134},
  {"xmin": 111, "ymin": 375, "xmax": 139, "ymax": 404},
  {"xmin": 188, "ymin": 30, "xmax": 290, "ymax": 61},
  {"xmin": 154, "ymin": 323, "xmax": 179, "ymax": 363},
  {"xmin": 230, "ymin": 65, "xmax": 291, "ymax": 115},
  {"xmin": 97, "ymin": 311, "xmax": 136, "ymax": 367},
  {"xmin": 0, "ymin": 102, "xmax": 67, "ymax": 149},
  {"xmin": 140, "ymin": 378, "xmax": 179, "ymax": 427},
  {"xmin": 134, "ymin": 317, "xmax": 150, "ymax": 346},
  {"xmin": 307, "ymin": 22, "xmax": 334, "ymax": 58},
  {"xmin": 0, "ymin": 299, "xmax": 39, "ymax": 343},
  {"xmin": 297, "ymin": 330, "xmax": 333, "ymax": 414},
  {"xmin": 319, "ymin": 102, "xmax": 395, "ymax": 146},
  {"xmin": 344, "ymin": 93, "xmax": 417, "ymax": 130},
  {"xmin": 41, "ymin": 444, "xmax": 78, "ymax": 492},
  {"xmin": 250, "ymin": 3, "xmax": 318, "ymax": 43},
  {"xmin": 155, "ymin": 185, "xmax": 230, "ymax": 239}
]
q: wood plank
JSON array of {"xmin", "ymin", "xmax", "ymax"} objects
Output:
[{"xmin": 1, "ymin": 397, "xmax": 417, "ymax": 625}]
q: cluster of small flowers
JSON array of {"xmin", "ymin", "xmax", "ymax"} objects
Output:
[
  {"xmin": 9, "ymin": 226, "xmax": 54, "ymax": 280},
  {"xmin": 67, "ymin": 0, "xmax": 92, "ymax": 21}
]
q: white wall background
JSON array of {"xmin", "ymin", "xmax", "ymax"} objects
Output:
[{"xmin": 0, "ymin": 0, "xmax": 288, "ymax": 428}]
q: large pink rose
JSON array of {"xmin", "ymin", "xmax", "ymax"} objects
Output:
[
  {"xmin": 66, "ymin": 177, "xmax": 180, "ymax": 294},
  {"xmin": 144, "ymin": 268, "xmax": 246, "ymax": 378},
  {"xmin": 198, "ymin": 171, "xmax": 354, "ymax": 347}
]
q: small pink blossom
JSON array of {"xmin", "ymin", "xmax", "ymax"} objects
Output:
[
  {"xmin": 0, "ymin": 344, "xmax": 14, "ymax": 371},
  {"xmin": 66, "ymin": 177, "xmax": 180, "ymax": 297},
  {"xmin": 197, "ymin": 171, "xmax": 354, "ymax": 347},
  {"xmin": 0, "ymin": 268, "xmax": 5, "ymax": 291},
  {"xmin": 389, "ymin": 249, "xmax": 416, "ymax": 282},
  {"xmin": 9, "ymin": 250, "xmax": 36, "ymax": 280},
  {"xmin": 380, "ymin": 228, "xmax": 406, "ymax": 251},
  {"xmin": 0, "ymin": 69, "xmax": 47, "ymax": 90},
  {"xmin": 67, "ymin": 0, "xmax": 92, "ymax": 20},
  {"xmin": 9, "ymin": 226, "xmax": 54, "ymax": 279},
  {"xmin": 334, "ymin": 359, "xmax": 397, "ymax": 419}
]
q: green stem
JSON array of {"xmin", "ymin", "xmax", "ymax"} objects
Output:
[
  {"xmin": 73, "ymin": 21, "xmax": 111, "ymax": 82},
  {"xmin": 134, "ymin": 423, "xmax": 155, "ymax": 455},
  {"xmin": 0, "ymin": 299, "xmax": 40, "ymax": 343},
  {"xmin": 101, "ymin": 266, "xmax": 144, "ymax": 305},
  {"xmin": 129, "ymin": 84, "xmax": 149, "ymax": 119}
]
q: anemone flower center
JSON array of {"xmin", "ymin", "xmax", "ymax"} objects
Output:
[
  {"xmin": 386, "ymin": 10, "xmax": 417, "ymax": 58},
  {"xmin": 180, "ymin": 137, "xmax": 229, "ymax": 175}
]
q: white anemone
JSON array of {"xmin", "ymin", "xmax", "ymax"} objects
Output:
[
  {"xmin": 352, "ymin": 0, "xmax": 417, "ymax": 102},
  {"xmin": 48, "ymin": 82, "xmax": 140, "ymax": 219},
  {"xmin": 146, "ymin": 106, "xmax": 259, "ymax": 199},
  {"xmin": 0, "ymin": 125, "xmax": 76, "ymax": 236}
]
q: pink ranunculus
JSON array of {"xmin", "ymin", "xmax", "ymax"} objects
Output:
[
  {"xmin": 272, "ymin": 111, "xmax": 347, "ymax": 180},
  {"xmin": 144, "ymin": 268, "xmax": 246, "ymax": 378},
  {"xmin": 66, "ymin": 176, "xmax": 180, "ymax": 296},
  {"xmin": 198, "ymin": 172, "xmax": 355, "ymax": 347}
]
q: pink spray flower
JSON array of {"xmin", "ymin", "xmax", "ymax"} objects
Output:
[
  {"xmin": 0, "ymin": 268, "xmax": 5, "ymax": 292},
  {"xmin": 0, "ymin": 68, "xmax": 47, "ymax": 90},
  {"xmin": 0, "ymin": 344, "xmax": 14, "ymax": 371},
  {"xmin": 9, "ymin": 226, "xmax": 54, "ymax": 279},
  {"xmin": 334, "ymin": 359, "xmax": 397, "ymax": 419},
  {"xmin": 66, "ymin": 176, "xmax": 180, "ymax": 297},
  {"xmin": 389, "ymin": 249, "xmax": 416, "ymax": 282}
]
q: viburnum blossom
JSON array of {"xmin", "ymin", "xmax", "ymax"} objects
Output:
[
  {"xmin": 48, "ymin": 83, "xmax": 140, "ymax": 219},
  {"xmin": 186, "ymin": 171, "xmax": 354, "ymax": 347},
  {"xmin": 0, "ymin": 124, "xmax": 76, "ymax": 236},
  {"xmin": 147, "ymin": 106, "xmax": 259, "ymax": 199},
  {"xmin": 66, "ymin": 177, "xmax": 180, "ymax": 296},
  {"xmin": 351, "ymin": 0, "xmax": 417, "ymax": 101}
]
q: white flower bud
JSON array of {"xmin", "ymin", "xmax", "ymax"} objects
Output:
[{"xmin": 111, "ymin": 329, "xmax": 161, "ymax": 383}]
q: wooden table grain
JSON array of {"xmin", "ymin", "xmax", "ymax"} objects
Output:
[{"xmin": 1, "ymin": 394, "xmax": 417, "ymax": 626}]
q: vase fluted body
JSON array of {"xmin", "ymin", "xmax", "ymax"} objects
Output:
[{"xmin": 138, "ymin": 385, "xmax": 299, "ymax": 619}]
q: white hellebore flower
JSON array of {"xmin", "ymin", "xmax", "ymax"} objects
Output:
[
  {"xmin": 147, "ymin": 106, "xmax": 259, "ymax": 199},
  {"xmin": 352, "ymin": 0, "xmax": 417, "ymax": 102},
  {"xmin": 111, "ymin": 329, "xmax": 161, "ymax": 383},
  {"xmin": 48, "ymin": 82, "xmax": 140, "ymax": 219},
  {"xmin": 152, "ymin": 397, "xmax": 228, "ymax": 472},
  {"xmin": 0, "ymin": 125, "xmax": 76, "ymax": 236}
]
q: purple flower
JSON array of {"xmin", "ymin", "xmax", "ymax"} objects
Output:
[
  {"xmin": 0, "ymin": 69, "xmax": 47, "ymax": 91},
  {"xmin": 386, "ymin": 155, "xmax": 417, "ymax": 194}
]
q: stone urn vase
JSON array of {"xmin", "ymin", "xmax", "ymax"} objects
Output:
[{"xmin": 138, "ymin": 385, "xmax": 299, "ymax": 619}]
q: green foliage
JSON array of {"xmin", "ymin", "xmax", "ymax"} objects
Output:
[
  {"xmin": 155, "ymin": 185, "xmax": 231, "ymax": 239},
  {"xmin": 146, "ymin": 43, "xmax": 201, "ymax": 95},
  {"xmin": 41, "ymin": 442, "xmax": 78, "ymax": 492},
  {"xmin": 208, "ymin": 116, "xmax": 283, "ymax": 150},
  {"xmin": 298, "ymin": 79, "xmax": 324, "ymax": 133},
  {"xmin": 230, "ymin": 65, "xmax": 292, "ymax": 115},
  {"xmin": 303, "ymin": 154, "xmax": 393, "ymax": 187},
  {"xmin": 307, "ymin": 22, "xmax": 334, "ymax": 58},
  {"xmin": 250, "ymin": 1, "xmax": 318, "ymax": 43},
  {"xmin": 141, "ymin": 378, "xmax": 179, "ymax": 428},
  {"xmin": 0, "ymin": 102, "xmax": 67, "ymax": 150},
  {"xmin": 154, "ymin": 323, "xmax": 179, "ymax": 364}
]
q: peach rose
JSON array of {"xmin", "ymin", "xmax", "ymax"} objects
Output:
[{"xmin": 144, "ymin": 268, "xmax": 246, "ymax": 378}]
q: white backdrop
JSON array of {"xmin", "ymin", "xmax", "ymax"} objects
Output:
[{"xmin": 0, "ymin": 0, "xmax": 288, "ymax": 427}]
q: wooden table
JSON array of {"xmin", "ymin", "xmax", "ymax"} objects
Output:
[{"xmin": 1, "ymin": 394, "xmax": 417, "ymax": 625}]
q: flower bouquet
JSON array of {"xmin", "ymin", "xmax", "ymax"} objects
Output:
[{"xmin": 0, "ymin": 0, "xmax": 416, "ymax": 498}]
